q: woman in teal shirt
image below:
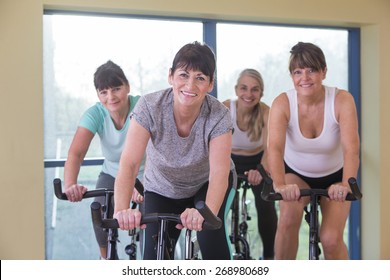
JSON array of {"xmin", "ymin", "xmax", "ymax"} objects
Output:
[{"xmin": 64, "ymin": 60, "xmax": 144, "ymax": 259}]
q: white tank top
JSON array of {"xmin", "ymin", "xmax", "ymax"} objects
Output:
[
  {"xmin": 284, "ymin": 86, "xmax": 343, "ymax": 177},
  {"xmin": 230, "ymin": 99, "xmax": 263, "ymax": 150}
]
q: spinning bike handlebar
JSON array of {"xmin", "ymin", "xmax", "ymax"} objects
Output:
[
  {"xmin": 257, "ymin": 164, "xmax": 363, "ymax": 201},
  {"xmin": 91, "ymin": 200, "xmax": 223, "ymax": 231},
  {"xmin": 53, "ymin": 178, "xmax": 144, "ymax": 200}
]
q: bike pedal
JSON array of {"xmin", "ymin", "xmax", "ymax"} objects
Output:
[{"xmin": 125, "ymin": 244, "xmax": 137, "ymax": 256}]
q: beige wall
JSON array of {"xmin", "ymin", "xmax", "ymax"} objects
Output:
[{"xmin": 0, "ymin": 0, "xmax": 389, "ymax": 259}]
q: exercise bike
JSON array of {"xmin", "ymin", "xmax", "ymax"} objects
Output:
[
  {"xmin": 258, "ymin": 164, "xmax": 362, "ymax": 260},
  {"xmin": 91, "ymin": 200, "xmax": 222, "ymax": 260},
  {"xmin": 53, "ymin": 178, "xmax": 144, "ymax": 260}
]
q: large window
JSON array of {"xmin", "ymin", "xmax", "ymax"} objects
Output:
[{"xmin": 44, "ymin": 12, "xmax": 357, "ymax": 259}]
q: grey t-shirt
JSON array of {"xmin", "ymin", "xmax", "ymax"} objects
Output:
[{"xmin": 131, "ymin": 88, "xmax": 234, "ymax": 199}]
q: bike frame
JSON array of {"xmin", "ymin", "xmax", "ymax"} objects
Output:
[
  {"xmin": 53, "ymin": 178, "xmax": 142, "ymax": 260},
  {"xmin": 230, "ymin": 175, "xmax": 252, "ymax": 260},
  {"xmin": 306, "ymin": 194, "xmax": 322, "ymax": 260},
  {"xmin": 92, "ymin": 200, "xmax": 222, "ymax": 260}
]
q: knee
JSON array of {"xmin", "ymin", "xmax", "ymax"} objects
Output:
[
  {"xmin": 278, "ymin": 212, "xmax": 301, "ymax": 232},
  {"xmin": 320, "ymin": 229, "xmax": 343, "ymax": 253}
]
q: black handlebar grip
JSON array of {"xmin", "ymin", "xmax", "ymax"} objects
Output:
[
  {"xmin": 90, "ymin": 201, "xmax": 120, "ymax": 229},
  {"xmin": 195, "ymin": 201, "xmax": 222, "ymax": 230},
  {"xmin": 347, "ymin": 177, "xmax": 363, "ymax": 200},
  {"xmin": 53, "ymin": 178, "xmax": 68, "ymax": 200},
  {"xmin": 90, "ymin": 201, "xmax": 103, "ymax": 228},
  {"xmin": 257, "ymin": 164, "xmax": 282, "ymax": 201},
  {"xmin": 53, "ymin": 178, "xmax": 113, "ymax": 200},
  {"xmin": 134, "ymin": 178, "xmax": 144, "ymax": 196},
  {"xmin": 257, "ymin": 164, "xmax": 273, "ymax": 185},
  {"xmin": 131, "ymin": 178, "xmax": 145, "ymax": 209}
]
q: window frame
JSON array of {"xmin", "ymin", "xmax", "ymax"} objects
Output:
[{"xmin": 43, "ymin": 10, "xmax": 362, "ymax": 259}]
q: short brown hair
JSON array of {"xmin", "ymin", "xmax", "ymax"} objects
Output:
[
  {"xmin": 288, "ymin": 42, "xmax": 327, "ymax": 74},
  {"xmin": 170, "ymin": 41, "xmax": 216, "ymax": 82}
]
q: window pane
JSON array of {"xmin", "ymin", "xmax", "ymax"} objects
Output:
[
  {"xmin": 43, "ymin": 13, "xmax": 202, "ymax": 259},
  {"xmin": 216, "ymin": 23, "xmax": 348, "ymax": 259},
  {"xmin": 216, "ymin": 23, "xmax": 348, "ymax": 106},
  {"xmin": 44, "ymin": 14, "xmax": 352, "ymax": 260},
  {"xmin": 44, "ymin": 14, "xmax": 202, "ymax": 160}
]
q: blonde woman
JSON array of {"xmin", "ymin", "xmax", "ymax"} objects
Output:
[{"xmin": 223, "ymin": 69, "xmax": 277, "ymax": 260}]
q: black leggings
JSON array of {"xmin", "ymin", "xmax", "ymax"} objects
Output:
[
  {"xmin": 142, "ymin": 174, "xmax": 235, "ymax": 260},
  {"xmin": 231, "ymin": 152, "xmax": 278, "ymax": 259}
]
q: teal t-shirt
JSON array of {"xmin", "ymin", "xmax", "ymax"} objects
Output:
[{"xmin": 79, "ymin": 95, "xmax": 144, "ymax": 179}]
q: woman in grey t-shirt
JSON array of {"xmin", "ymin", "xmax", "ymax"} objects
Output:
[{"xmin": 114, "ymin": 42, "xmax": 235, "ymax": 260}]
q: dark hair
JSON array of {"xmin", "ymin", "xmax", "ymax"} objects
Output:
[
  {"xmin": 94, "ymin": 60, "xmax": 129, "ymax": 91},
  {"xmin": 170, "ymin": 41, "xmax": 216, "ymax": 82},
  {"xmin": 288, "ymin": 42, "xmax": 327, "ymax": 74}
]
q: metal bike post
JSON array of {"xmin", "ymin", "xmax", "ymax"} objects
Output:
[
  {"xmin": 239, "ymin": 184, "xmax": 251, "ymax": 259},
  {"xmin": 107, "ymin": 228, "xmax": 118, "ymax": 260},
  {"xmin": 105, "ymin": 192, "xmax": 118, "ymax": 260},
  {"xmin": 308, "ymin": 194, "xmax": 321, "ymax": 260},
  {"xmin": 230, "ymin": 190, "xmax": 240, "ymax": 257},
  {"xmin": 184, "ymin": 229, "xmax": 193, "ymax": 260},
  {"xmin": 157, "ymin": 219, "xmax": 167, "ymax": 260}
]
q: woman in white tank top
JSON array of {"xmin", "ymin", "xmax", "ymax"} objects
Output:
[{"xmin": 268, "ymin": 42, "xmax": 360, "ymax": 260}]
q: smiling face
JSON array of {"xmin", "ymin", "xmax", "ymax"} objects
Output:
[
  {"xmin": 288, "ymin": 42, "xmax": 328, "ymax": 96},
  {"xmin": 97, "ymin": 84, "xmax": 130, "ymax": 113},
  {"xmin": 169, "ymin": 67, "xmax": 214, "ymax": 107},
  {"xmin": 94, "ymin": 60, "xmax": 130, "ymax": 113},
  {"xmin": 168, "ymin": 42, "xmax": 216, "ymax": 108},
  {"xmin": 290, "ymin": 67, "xmax": 326, "ymax": 95},
  {"xmin": 235, "ymin": 69, "xmax": 264, "ymax": 109}
]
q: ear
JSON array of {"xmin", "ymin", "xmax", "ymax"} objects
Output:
[
  {"xmin": 322, "ymin": 67, "xmax": 328, "ymax": 80},
  {"xmin": 168, "ymin": 68, "xmax": 173, "ymax": 85},
  {"xmin": 207, "ymin": 80, "xmax": 214, "ymax": 94}
]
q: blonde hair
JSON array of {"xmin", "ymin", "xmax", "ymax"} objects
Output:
[{"xmin": 236, "ymin": 69, "xmax": 264, "ymax": 141}]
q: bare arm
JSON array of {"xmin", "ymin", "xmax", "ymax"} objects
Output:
[
  {"xmin": 328, "ymin": 90, "xmax": 360, "ymax": 199},
  {"xmin": 267, "ymin": 94, "xmax": 289, "ymax": 188},
  {"xmin": 64, "ymin": 127, "xmax": 94, "ymax": 200},
  {"xmin": 114, "ymin": 119, "xmax": 149, "ymax": 213},
  {"xmin": 260, "ymin": 102, "xmax": 270, "ymax": 171},
  {"xmin": 206, "ymin": 131, "xmax": 233, "ymax": 216},
  {"xmin": 267, "ymin": 93, "xmax": 300, "ymax": 200}
]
